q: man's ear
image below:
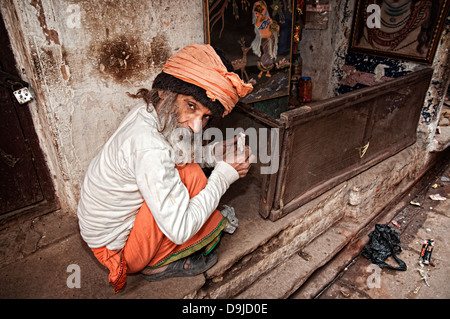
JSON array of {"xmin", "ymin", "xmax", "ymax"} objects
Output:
[{"xmin": 158, "ymin": 90, "xmax": 167, "ymax": 98}]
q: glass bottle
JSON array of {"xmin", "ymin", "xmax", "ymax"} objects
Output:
[{"xmin": 299, "ymin": 77, "xmax": 312, "ymax": 103}]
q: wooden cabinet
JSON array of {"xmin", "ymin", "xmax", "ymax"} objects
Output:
[{"xmin": 221, "ymin": 68, "xmax": 433, "ymax": 221}]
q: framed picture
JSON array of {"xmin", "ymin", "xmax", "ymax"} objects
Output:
[
  {"xmin": 203, "ymin": 0, "xmax": 295, "ymax": 104},
  {"xmin": 350, "ymin": 0, "xmax": 450, "ymax": 64}
]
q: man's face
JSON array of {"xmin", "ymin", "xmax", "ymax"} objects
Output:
[
  {"xmin": 175, "ymin": 94, "xmax": 213, "ymax": 133},
  {"xmin": 160, "ymin": 93, "xmax": 214, "ymax": 165}
]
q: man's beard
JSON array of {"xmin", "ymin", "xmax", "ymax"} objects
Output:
[{"xmin": 159, "ymin": 105, "xmax": 198, "ymax": 166}]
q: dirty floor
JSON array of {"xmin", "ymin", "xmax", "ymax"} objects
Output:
[{"xmin": 312, "ymin": 157, "xmax": 450, "ymax": 299}]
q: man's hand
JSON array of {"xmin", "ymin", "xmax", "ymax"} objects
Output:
[
  {"xmin": 214, "ymin": 136, "xmax": 255, "ymax": 178},
  {"xmin": 232, "ymin": 145, "xmax": 255, "ymax": 178}
]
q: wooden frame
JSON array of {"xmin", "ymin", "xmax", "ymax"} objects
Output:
[
  {"xmin": 350, "ymin": 0, "xmax": 450, "ymax": 64},
  {"xmin": 203, "ymin": 0, "xmax": 295, "ymax": 103},
  {"xmin": 223, "ymin": 68, "xmax": 433, "ymax": 221},
  {"xmin": 271, "ymin": 68, "xmax": 433, "ymax": 220}
]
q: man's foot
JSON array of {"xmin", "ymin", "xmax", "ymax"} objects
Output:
[
  {"xmin": 141, "ymin": 251, "xmax": 218, "ymax": 282},
  {"xmin": 141, "ymin": 259, "xmax": 191, "ymax": 275}
]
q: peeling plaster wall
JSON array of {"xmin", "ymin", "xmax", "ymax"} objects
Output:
[
  {"xmin": 299, "ymin": 0, "xmax": 352, "ymax": 100},
  {"xmin": 1, "ymin": 0, "xmax": 205, "ymax": 213}
]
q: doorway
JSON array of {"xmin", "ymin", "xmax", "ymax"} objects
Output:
[{"xmin": 0, "ymin": 13, "xmax": 59, "ymax": 228}]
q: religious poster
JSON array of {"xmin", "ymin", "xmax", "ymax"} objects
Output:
[
  {"xmin": 204, "ymin": 0, "xmax": 295, "ymax": 104},
  {"xmin": 350, "ymin": 0, "xmax": 450, "ymax": 64}
]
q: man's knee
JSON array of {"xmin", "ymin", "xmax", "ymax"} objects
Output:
[{"xmin": 177, "ymin": 163, "xmax": 207, "ymax": 196}]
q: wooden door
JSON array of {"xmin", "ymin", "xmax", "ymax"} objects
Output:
[{"xmin": 0, "ymin": 13, "xmax": 59, "ymax": 227}]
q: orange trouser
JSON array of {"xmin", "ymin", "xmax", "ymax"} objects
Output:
[{"xmin": 91, "ymin": 163, "xmax": 226, "ymax": 293}]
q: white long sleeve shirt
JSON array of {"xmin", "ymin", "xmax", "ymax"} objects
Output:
[{"xmin": 77, "ymin": 104, "xmax": 239, "ymax": 250}]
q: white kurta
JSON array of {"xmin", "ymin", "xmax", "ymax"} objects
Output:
[{"xmin": 77, "ymin": 104, "xmax": 239, "ymax": 250}]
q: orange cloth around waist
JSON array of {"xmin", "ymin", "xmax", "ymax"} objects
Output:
[{"xmin": 91, "ymin": 163, "xmax": 226, "ymax": 293}]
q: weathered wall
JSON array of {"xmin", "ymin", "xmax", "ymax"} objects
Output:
[
  {"xmin": 299, "ymin": 0, "xmax": 351, "ymax": 100},
  {"xmin": 1, "ymin": 0, "xmax": 205, "ymax": 212}
]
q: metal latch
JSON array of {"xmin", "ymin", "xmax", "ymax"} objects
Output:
[
  {"xmin": 0, "ymin": 70, "xmax": 34, "ymax": 104},
  {"xmin": 12, "ymin": 87, "xmax": 33, "ymax": 104}
]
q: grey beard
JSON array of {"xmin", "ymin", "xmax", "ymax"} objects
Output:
[{"xmin": 161, "ymin": 111, "xmax": 197, "ymax": 166}]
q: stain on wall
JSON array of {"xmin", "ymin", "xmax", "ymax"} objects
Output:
[
  {"xmin": 150, "ymin": 34, "xmax": 171, "ymax": 68},
  {"xmin": 97, "ymin": 35, "xmax": 142, "ymax": 82},
  {"xmin": 90, "ymin": 32, "xmax": 171, "ymax": 83},
  {"xmin": 30, "ymin": 0, "xmax": 60, "ymax": 45}
]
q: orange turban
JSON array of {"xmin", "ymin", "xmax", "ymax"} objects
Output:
[{"xmin": 162, "ymin": 44, "xmax": 253, "ymax": 117}]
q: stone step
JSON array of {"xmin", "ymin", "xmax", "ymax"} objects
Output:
[{"xmin": 234, "ymin": 222, "xmax": 352, "ymax": 299}]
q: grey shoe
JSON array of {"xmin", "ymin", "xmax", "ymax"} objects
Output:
[{"xmin": 141, "ymin": 251, "xmax": 218, "ymax": 282}]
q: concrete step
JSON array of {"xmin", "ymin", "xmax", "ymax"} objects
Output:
[{"xmin": 234, "ymin": 222, "xmax": 352, "ymax": 299}]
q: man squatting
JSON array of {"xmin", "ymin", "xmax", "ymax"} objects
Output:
[{"xmin": 77, "ymin": 44, "xmax": 254, "ymax": 293}]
